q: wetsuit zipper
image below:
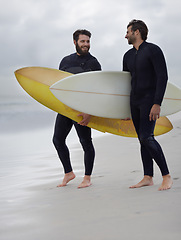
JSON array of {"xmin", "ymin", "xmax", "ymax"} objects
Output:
[{"xmin": 134, "ymin": 50, "xmax": 138, "ymax": 95}]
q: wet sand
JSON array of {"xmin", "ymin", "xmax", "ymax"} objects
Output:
[{"xmin": 0, "ymin": 111, "xmax": 181, "ymax": 240}]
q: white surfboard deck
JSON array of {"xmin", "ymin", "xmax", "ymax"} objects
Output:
[{"xmin": 50, "ymin": 71, "xmax": 181, "ymax": 119}]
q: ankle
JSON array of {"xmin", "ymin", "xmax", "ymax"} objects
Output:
[
  {"xmin": 163, "ymin": 174, "xmax": 171, "ymax": 179},
  {"xmin": 84, "ymin": 175, "xmax": 91, "ymax": 181},
  {"xmin": 144, "ymin": 175, "xmax": 153, "ymax": 180}
]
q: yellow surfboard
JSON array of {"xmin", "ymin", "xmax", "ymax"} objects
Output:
[{"xmin": 14, "ymin": 67, "xmax": 173, "ymax": 137}]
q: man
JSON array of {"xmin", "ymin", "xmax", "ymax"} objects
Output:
[
  {"xmin": 123, "ymin": 20, "xmax": 172, "ymax": 191},
  {"xmin": 53, "ymin": 29, "xmax": 101, "ymax": 188}
]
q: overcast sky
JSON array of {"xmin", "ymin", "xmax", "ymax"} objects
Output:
[{"xmin": 1, "ymin": 0, "xmax": 181, "ymax": 97}]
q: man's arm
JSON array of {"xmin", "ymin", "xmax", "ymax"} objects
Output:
[
  {"xmin": 149, "ymin": 45, "xmax": 168, "ymax": 121},
  {"xmin": 151, "ymin": 45, "xmax": 168, "ymax": 106}
]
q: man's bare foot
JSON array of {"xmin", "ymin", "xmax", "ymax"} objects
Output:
[
  {"xmin": 57, "ymin": 171, "xmax": 76, "ymax": 187},
  {"xmin": 77, "ymin": 175, "xmax": 92, "ymax": 189},
  {"xmin": 158, "ymin": 174, "xmax": 173, "ymax": 191},
  {"xmin": 129, "ymin": 175, "xmax": 153, "ymax": 189}
]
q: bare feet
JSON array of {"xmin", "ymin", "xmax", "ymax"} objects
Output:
[
  {"xmin": 129, "ymin": 175, "xmax": 153, "ymax": 189},
  {"xmin": 78, "ymin": 175, "xmax": 92, "ymax": 189},
  {"xmin": 57, "ymin": 171, "xmax": 76, "ymax": 187},
  {"xmin": 158, "ymin": 174, "xmax": 173, "ymax": 191}
]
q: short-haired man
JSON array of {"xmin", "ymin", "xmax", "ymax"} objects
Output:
[{"xmin": 123, "ymin": 20, "xmax": 172, "ymax": 190}]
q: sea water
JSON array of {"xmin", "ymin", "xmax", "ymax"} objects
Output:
[
  {"xmin": 0, "ymin": 95, "xmax": 104, "ymax": 190},
  {"xmin": 0, "ymin": 95, "xmax": 104, "ymax": 137}
]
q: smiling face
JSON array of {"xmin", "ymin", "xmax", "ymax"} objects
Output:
[
  {"xmin": 74, "ymin": 34, "xmax": 90, "ymax": 55},
  {"xmin": 125, "ymin": 26, "xmax": 137, "ymax": 45}
]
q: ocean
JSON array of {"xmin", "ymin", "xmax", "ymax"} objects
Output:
[
  {"xmin": 0, "ymin": 95, "xmax": 105, "ymax": 190},
  {"xmin": 0, "ymin": 95, "xmax": 104, "ymax": 136}
]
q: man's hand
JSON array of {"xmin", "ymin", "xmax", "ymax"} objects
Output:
[
  {"xmin": 77, "ymin": 113, "xmax": 91, "ymax": 126},
  {"xmin": 149, "ymin": 104, "xmax": 161, "ymax": 121}
]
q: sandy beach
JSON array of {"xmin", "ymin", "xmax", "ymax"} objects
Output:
[{"xmin": 0, "ymin": 98, "xmax": 181, "ymax": 240}]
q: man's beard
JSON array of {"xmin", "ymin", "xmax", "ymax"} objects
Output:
[
  {"xmin": 128, "ymin": 33, "xmax": 136, "ymax": 45},
  {"xmin": 76, "ymin": 43, "xmax": 90, "ymax": 55}
]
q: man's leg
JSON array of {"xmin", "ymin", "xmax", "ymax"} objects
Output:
[
  {"xmin": 53, "ymin": 114, "xmax": 75, "ymax": 187},
  {"xmin": 130, "ymin": 100, "xmax": 154, "ymax": 188},
  {"xmin": 130, "ymin": 99, "xmax": 172, "ymax": 190},
  {"xmin": 74, "ymin": 122, "xmax": 95, "ymax": 188}
]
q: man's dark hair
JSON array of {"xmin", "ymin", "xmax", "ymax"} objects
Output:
[
  {"xmin": 73, "ymin": 29, "xmax": 91, "ymax": 42},
  {"xmin": 127, "ymin": 19, "xmax": 148, "ymax": 41}
]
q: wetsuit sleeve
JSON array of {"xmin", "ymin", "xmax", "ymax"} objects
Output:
[
  {"xmin": 59, "ymin": 57, "xmax": 68, "ymax": 71},
  {"xmin": 150, "ymin": 46, "xmax": 168, "ymax": 106},
  {"xmin": 123, "ymin": 54, "xmax": 129, "ymax": 72},
  {"xmin": 91, "ymin": 58, "xmax": 102, "ymax": 71}
]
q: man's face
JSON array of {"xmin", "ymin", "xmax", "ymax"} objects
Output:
[
  {"xmin": 125, "ymin": 26, "xmax": 136, "ymax": 45},
  {"xmin": 74, "ymin": 34, "xmax": 90, "ymax": 55}
]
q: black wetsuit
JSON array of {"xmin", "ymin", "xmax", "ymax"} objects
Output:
[
  {"xmin": 53, "ymin": 53, "xmax": 101, "ymax": 175},
  {"xmin": 123, "ymin": 41, "xmax": 169, "ymax": 176}
]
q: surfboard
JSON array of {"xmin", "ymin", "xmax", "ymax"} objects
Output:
[
  {"xmin": 50, "ymin": 71, "xmax": 181, "ymax": 119},
  {"xmin": 14, "ymin": 67, "xmax": 173, "ymax": 137}
]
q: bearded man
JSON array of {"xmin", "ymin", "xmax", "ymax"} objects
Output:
[{"xmin": 53, "ymin": 29, "xmax": 101, "ymax": 188}]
